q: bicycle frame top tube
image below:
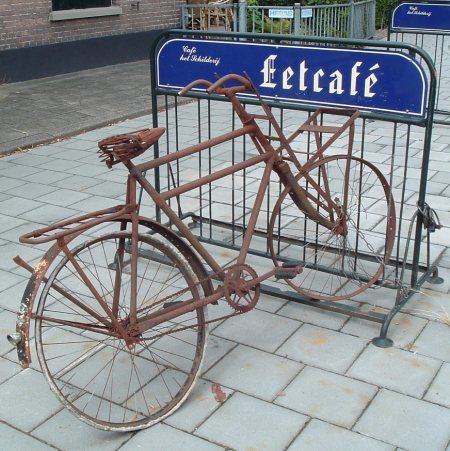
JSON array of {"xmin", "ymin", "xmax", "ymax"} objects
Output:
[
  {"xmin": 124, "ymin": 73, "xmax": 359, "ymax": 277},
  {"xmin": 124, "ymin": 140, "xmax": 278, "ymax": 281}
]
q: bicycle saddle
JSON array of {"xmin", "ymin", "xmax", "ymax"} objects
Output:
[{"xmin": 98, "ymin": 127, "xmax": 165, "ymax": 168}]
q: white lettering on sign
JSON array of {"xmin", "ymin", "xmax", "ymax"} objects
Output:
[
  {"xmin": 269, "ymin": 9, "xmax": 294, "ymax": 19},
  {"xmin": 260, "ymin": 55, "xmax": 380, "ymax": 98},
  {"xmin": 180, "ymin": 45, "xmax": 221, "ymax": 67},
  {"xmin": 407, "ymin": 5, "xmax": 432, "ymax": 17}
]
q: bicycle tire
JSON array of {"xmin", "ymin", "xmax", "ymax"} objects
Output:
[
  {"xmin": 268, "ymin": 155, "xmax": 396, "ymax": 301},
  {"xmin": 35, "ymin": 231, "xmax": 207, "ymax": 431}
]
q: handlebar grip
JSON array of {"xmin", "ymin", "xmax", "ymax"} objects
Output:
[
  {"xmin": 207, "ymin": 73, "xmax": 252, "ymax": 94},
  {"xmin": 178, "ymin": 79, "xmax": 213, "ymax": 96}
]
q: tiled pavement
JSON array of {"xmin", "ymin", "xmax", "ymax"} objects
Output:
[{"xmin": 0, "ymin": 69, "xmax": 450, "ymax": 450}]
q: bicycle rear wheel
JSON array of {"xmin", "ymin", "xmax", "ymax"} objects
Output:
[
  {"xmin": 268, "ymin": 155, "xmax": 395, "ymax": 301},
  {"xmin": 35, "ymin": 232, "xmax": 207, "ymax": 431}
]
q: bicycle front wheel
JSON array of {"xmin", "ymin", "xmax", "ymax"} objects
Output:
[
  {"xmin": 268, "ymin": 156, "xmax": 395, "ymax": 301},
  {"xmin": 35, "ymin": 232, "xmax": 207, "ymax": 431}
]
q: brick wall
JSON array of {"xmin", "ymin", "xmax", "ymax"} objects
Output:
[{"xmin": 0, "ymin": 0, "xmax": 184, "ymax": 50}]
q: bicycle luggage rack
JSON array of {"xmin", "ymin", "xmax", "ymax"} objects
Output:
[{"xmin": 147, "ymin": 29, "xmax": 442, "ymax": 346}]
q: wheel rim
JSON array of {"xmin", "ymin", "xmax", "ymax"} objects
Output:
[
  {"xmin": 268, "ymin": 156, "xmax": 395, "ymax": 301},
  {"xmin": 35, "ymin": 232, "xmax": 207, "ymax": 431}
]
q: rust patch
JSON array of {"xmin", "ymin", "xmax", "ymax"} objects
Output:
[
  {"xmin": 310, "ymin": 334, "xmax": 329, "ymax": 346},
  {"xmin": 211, "ymin": 383, "xmax": 227, "ymax": 403}
]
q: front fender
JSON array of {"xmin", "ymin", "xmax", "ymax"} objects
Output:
[
  {"xmin": 10, "ymin": 215, "xmax": 213, "ymax": 368},
  {"xmin": 12, "ymin": 241, "xmax": 67, "ymax": 368}
]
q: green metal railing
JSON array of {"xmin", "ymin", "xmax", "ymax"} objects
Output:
[{"xmin": 181, "ymin": 1, "xmax": 375, "ymax": 39}]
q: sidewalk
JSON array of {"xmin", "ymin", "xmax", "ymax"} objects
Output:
[
  {"xmin": 0, "ymin": 61, "xmax": 449, "ymax": 451},
  {"xmin": 0, "ymin": 61, "xmax": 154, "ymax": 155}
]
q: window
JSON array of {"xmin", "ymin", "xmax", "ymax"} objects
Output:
[
  {"xmin": 52, "ymin": 0, "xmax": 112, "ymax": 11},
  {"xmin": 49, "ymin": 0, "xmax": 122, "ymax": 21}
]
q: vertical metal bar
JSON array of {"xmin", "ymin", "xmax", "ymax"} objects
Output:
[
  {"xmin": 149, "ymin": 35, "xmax": 161, "ymax": 222},
  {"xmin": 197, "ymin": 99, "xmax": 203, "ymax": 237},
  {"xmin": 349, "ymin": 0, "xmax": 355, "ymax": 38},
  {"xmin": 174, "ymin": 96, "xmax": 181, "ymax": 216},
  {"xmin": 208, "ymin": 99, "xmax": 213, "ymax": 239},
  {"xmin": 181, "ymin": 5, "xmax": 186, "ymax": 29},
  {"xmin": 395, "ymin": 124, "xmax": 411, "ymax": 280},
  {"xmin": 231, "ymin": 103, "xmax": 236, "ymax": 245},
  {"xmin": 239, "ymin": 0, "xmax": 246, "ymax": 33},
  {"xmin": 411, "ymin": 56, "xmax": 437, "ymax": 287}
]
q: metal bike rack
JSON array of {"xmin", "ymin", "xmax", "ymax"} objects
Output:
[
  {"xmin": 145, "ymin": 29, "xmax": 440, "ymax": 346},
  {"xmin": 388, "ymin": 0, "xmax": 450, "ymax": 124}
]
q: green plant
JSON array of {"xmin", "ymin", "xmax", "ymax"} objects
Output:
[{"xmin": 375, "ymin": 0, "xmax": 396, "ymax": 29}]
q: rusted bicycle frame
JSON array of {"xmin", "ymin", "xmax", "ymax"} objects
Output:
[{"xmin": 10, "ymin": 73, "xmax": 394, "ymax": 370}]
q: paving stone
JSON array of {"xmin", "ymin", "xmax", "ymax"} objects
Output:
[
  {"xmin": 68, "ymin": 195, "xmax": 121, "ymax": 213},
  {"xmin": 21, "ymin": 204, "xmax": 81, "ymax": 225},
  {"xmin": 278, "ymin": 301, "xmax": 349, "ymax": 330},
  {"xmin": 24, "ymin": 169, "xmax": 69, "ymax": 185},
  {"xmin": 342, "ymin": 311, "xmax": 427, "ymax": 349},
  {"xmin": 64, "ymin": 163, "xmax": 105, "ymax": 178},
  {"xmin": 277, "ymin": 323, "xmax": 367, "ymax": 373},
  {"xmin": 424, "ymin": 363, "xmax": 450, "ymax": 408},
  {"xmin": 37, "ymin": 158, "xmax": 85, "ymax": 172},
  {"xmin": 254, "ymin": 291, "xmax": 288, "ymax": 313},
  {"xmin": 0, "ymin": 215, "xmax": 26, "ymax": 234},
  {"xmin": 0, "ymin": 310, "xmax": 23, "ymax": 355},
  {"xmin": 0, "ymin": 422, "xmax": 54, "ymax": 451},
  {"xmin": 403, "ymin": 289, "xmax": 450, "ymax": 324},
  {"xmin": 0, "ymin": 176, "xmax": 25, "ymax": 191},
  {"xmin": 37, "ymin": 188, "xmax": 91, "ymax": 207},
  {"xmin": 414, "ymin": 321, "xmax": 450, "ymax": 362},
  {"xmin": 119, "ymin": 423, "xmax": 223, "ymax": 451},
  {"xmin": 164, "ymin": 379, "xmax": 233, "ymax": 433},
  {"xmin": 0, "ymin": 270, "xmax": 26, "ymax": 295},
  {"xmin": 53, "ymin": 174, "xmax": 100, "ymax": 191},
  {"xmin": 33, "ymin": 408, "xmax": 131, "ymax": 451},
  {"xmin": 205, "ymin": 344, "xmax": 302, "ymax": 401},
  {"xmin": 347, "ymin": 345, "xmax": 441, "ymax": 397},
  {"xmin": 422, "ymin": 266, "xmax": 450, "ymax": 293},
  {"xmin": 354, "ymin": 389, "xmax": 450, "ymax": 451},
  {"xmin": 0, "ymin": 197, "xmax": 45, "ymax": 216},
  {"xmin": 196, "ymin": 392, "xmax": 308, "ymax": 450},
  {"xmin": 0, "ymin": 368, "xmax": 62, "ymax": 432},
  {"xmin": 287, "ymin": 419, "xmax": 394, "ymax": 451},
  {"xmin": 276, "ymin": 366, "xmax": 377, "ymax": 428},
  {"xmin": 201, "ymin": 334, "xmax": 237, "ymax": 374},
  {"xmin": 0, "ymin": 356, "xmax": 21, "ymax": 383},
  {"xmin": 4, "ymin": 182, "xmax": 58, "ymax": 200},
  {"xmin": 82, "ymin": 180, "xmax": 127, "ymax": 199},
  {"xmin": 212, "ymin": 308, "xmax": 301, "ymax": 353},
  {"xmin": 0, "ymin": 242, "xmax": 43, "ymax": 271},
  {"xmin": 5, "ymin": 153, "xmax": 54, "ymax": 167},
  {"xmin": 0, "ymin": 279, "xmax": 26, "ymax": 313}
]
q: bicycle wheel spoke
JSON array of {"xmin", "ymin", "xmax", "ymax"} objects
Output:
[
  {"xmin": 36, "ymin": 231, "xmax": 208, "ymax": 431},
  {"xmin": 269, "ymin": 156, "xmax": 395, "ymax": 300}
]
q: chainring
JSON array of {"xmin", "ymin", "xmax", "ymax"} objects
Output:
[{"xmin": 223, "ymin": 264, "xmax": 260, "ymax": 313}]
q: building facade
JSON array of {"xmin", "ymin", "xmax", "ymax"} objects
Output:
[{"xmin": 0, "ymin": 0, "xmax": 184, "ymax": 81}]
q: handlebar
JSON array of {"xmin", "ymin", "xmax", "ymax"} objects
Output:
[
  {"xmin": 207, "ymin": 74, "xmax": 252, "ymax": 95},
  {"xmin": 178, "ymin": 73, "xmax": 253, "ymax": 98},
  {"xmin": 178, "ymin": 79, "xmax": 213, "ymax": 96}
]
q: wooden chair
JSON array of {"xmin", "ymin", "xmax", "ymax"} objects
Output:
[
  {"xmin": 206, "ymin": 0, "xmax": 233, "ymax": 30},
  {"xmin": 186, "ymin": 0, "xmax": 208, "ymax": 30}
]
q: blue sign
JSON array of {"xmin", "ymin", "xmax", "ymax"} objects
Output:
[
  {"xmin": 391, "ymin": 2, "xmax": 450, "ymax": 32},
  {"xmin": 157, "ymin": 38, "xmax": 428, "ymax": 118}
]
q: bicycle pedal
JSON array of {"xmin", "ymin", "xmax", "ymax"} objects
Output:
[
  {"xmin": 275, "ymin": 261, "xmax": 303, "ymax": 279},
  {"xmin": 163, "ymin": 301, "xmax": 184, "ymax": 309},
  {"xmin": 275, "ymin": 270, "xmax": 298, "ymax": 280}
]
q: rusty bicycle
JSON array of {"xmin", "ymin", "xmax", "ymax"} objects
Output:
[{"xmin": 8, "ymin": 73, "xmax": 395, "ymax": 431}]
